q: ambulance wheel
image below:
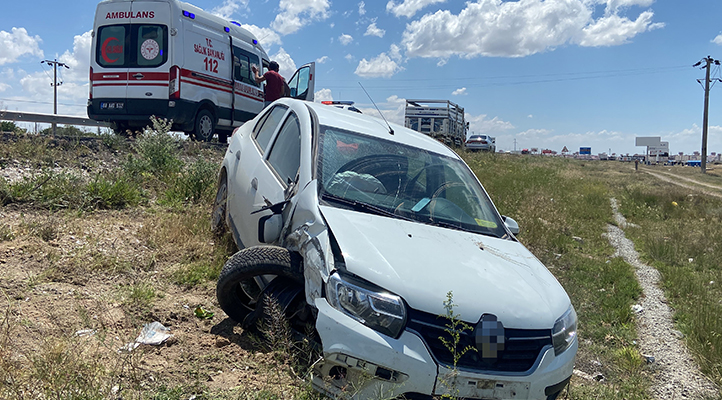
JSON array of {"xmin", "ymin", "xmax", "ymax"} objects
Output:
[{"xmin": 193, "ymin": 109, "xmax": 215, "ymax": 142}]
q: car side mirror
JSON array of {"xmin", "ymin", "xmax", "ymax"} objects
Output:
[
  {"xmin": 502, "ymin": 215, "xmax": 520, "ymax": 236},
  {"xmin": 258, "ymin": 214, "xmax": 283, "ymax": 243},
  {"xmin": 252, "ymin": 199, "xmax": 290, "ymax": 243}
]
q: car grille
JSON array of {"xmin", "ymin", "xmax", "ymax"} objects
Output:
[{"xmin": 406, "ymin": 308, "xmax": 552, "ymax": 373}]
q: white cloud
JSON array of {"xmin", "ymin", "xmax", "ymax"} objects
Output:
[
  {"xmin": 355, "ymin": 52, "xmax": 404, "ymax": 78},
  {"xmin": 578, "ymin": 11, "xmax": 662, "ymax": 47},
  {"xmin": 315, "ymin": 88, "xmax": 333, "ymax": 102},
  {"xmin": 345, "ymin": 54, "xmax": 354, "ymax": 62},
  {"xmin": 364, "ymin": 23, "xmax": 386, "ymax": 38},
  {"xmin": 401, "ymin": 0, "xmax": 663, "ymax": 59},
  {"xmin": 0, "ymin": 28, "xmax": 43, "ymax": 66},
  {"xmin": 386, "ymin": 0, "xmax": 447, "ymax": 18},
  {"xmin": 211, "ymin": 0, "xmax": 249, "ymax": 19},
  {"xmin": 0, "ymin": 82, "xmax": 9, "ymax": 92},
  {"xmin": 316, "ymin": 55, "xmax": 329, "ymax": 63},
  {"xmin": 528, "ymin": 114, "xmax": 533, "ymax": 118},
  {"xmin": 339, "ymin": 34, "xmax": 354, "ymax": 45},
  {"xmin": 241, "ymin": 24, "xmax": 282, "ymax": 48},
  {"xmin": 359, "ymin": 1, "xmax": 366, "ymax": 16},
  {"xmin": 389, "ymin": 44, "xmax": 403, "ymax": 62},
  {"xmin": 466, "ymin": 114, "xmax": 514, "ymax": 135},
  {"xmin": 357, "ymin": 95, "xmax": 407, "ymax": 125},
  {"xmin": 270, "ymin": 48, "xmax": 297, "ymax": 79},
  {"xmin": 712, "ymin": 34, "xmax": 722, "ymax": 45},
  {"xmin": 271, "ymin": 0, "xmax": 331, "ymax": 35},
  {"xmin": 452, "ymin": 87, "xmax": 467, "ymax": 96},
  {"xmin": 436, "ymin": 59, "xmax": 447, "ymax": 67}
]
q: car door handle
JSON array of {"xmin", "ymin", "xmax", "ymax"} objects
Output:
[
  {"xmin": 133, "ymin": 73, "xmax": 144, "ymax": 79},
  {"xmin": 251, "ymin": 177, "xmax": 258, "ymax": 190}
]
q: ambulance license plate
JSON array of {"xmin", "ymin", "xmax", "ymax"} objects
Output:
[{"xmin": 100, "ymin": 102, "xmax": 124, "ymax": 110}]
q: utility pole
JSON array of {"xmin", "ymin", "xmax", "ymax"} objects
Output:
[
  {"xmin": 41, "ymin": 59, "xmax": 69, "ymax": 136},
  {"xmin": 694, "ymin": 56, "xmax": 721, "ymax": 174}
]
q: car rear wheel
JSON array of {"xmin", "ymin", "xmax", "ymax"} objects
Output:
[
  {"xmin": 193, "ymin": 109, "xmax": 215, "ymax": 142},
  {"xmin": 216, "ymin": 246, "xmax": 308, "ymax": 330},
  {"xmin": 211, "ymin": 170, "xmax": 228, "ymax": 237}
]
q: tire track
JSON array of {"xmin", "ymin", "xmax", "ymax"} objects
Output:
[{"xmin": 605, "ymin": 198, "xmax": 719, "ymax": 399}]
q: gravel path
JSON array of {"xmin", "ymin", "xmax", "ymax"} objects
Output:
[{"xmin": 605, "ymin": 198, "xmax": 719, "ymax": 399}]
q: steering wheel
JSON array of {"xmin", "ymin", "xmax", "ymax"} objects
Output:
[{"xmin": 335, "ymin": 154, "xmax": 408, "ymax": 176}]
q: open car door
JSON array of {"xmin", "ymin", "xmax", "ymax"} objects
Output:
[{"xmin": 287, "ymin": 62, "xmax": 315, "ymax": 102}]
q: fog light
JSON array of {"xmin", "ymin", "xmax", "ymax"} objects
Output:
[{"xmin": 168, "ymin": 101, "xmax": 176, "ymax": 107}]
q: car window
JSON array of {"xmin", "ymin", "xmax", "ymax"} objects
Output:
[
  {"xmin": 254, "ymin": 105, "xmax": 288, "ymax": 153},
  {"xmin": 267, "ymin": 113, "xmax": 301, "ymax": 185}
]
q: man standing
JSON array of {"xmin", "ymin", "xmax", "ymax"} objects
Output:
[{"xmin": 252, "ymin": 61, "xmax": 285, "ymax": 107}]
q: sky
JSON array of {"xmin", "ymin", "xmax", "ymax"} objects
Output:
[{"xmin": 2, "ymin": 0, "xmax": 722, "ymax": 155}]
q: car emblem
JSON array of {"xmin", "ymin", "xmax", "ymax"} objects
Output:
[{"xmin": 475, "ymin": 314, "xmax": 505, "ymax": 360}]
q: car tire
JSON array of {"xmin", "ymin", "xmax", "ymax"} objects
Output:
[
  {"xmin": 216, "ymin": 246, "xmax": 304, "ymax": 327},
  {"xmin": 211, "ymin": 170, "xmax": 228, "ymax": 237},
  {"xmin": 193, "ymin": 109, "xmax": 215, "ymax": 142}
]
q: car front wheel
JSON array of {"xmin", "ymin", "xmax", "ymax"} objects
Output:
[{"xmin": 216, "ymin": 246, "xmax": 308, "ymax": 330}]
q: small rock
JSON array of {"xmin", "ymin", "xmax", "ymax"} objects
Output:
[
  {"xmin": 643, "ymin": 354, "xmax": 655, "ymax": 364},
  {"xmin": 215, "ymin": 337, "xmax": 231, "ymax": 348},
  {"xmin": 631, "ymin": 304, "xmax": 644, "ymax": 313},
  {"xmin": 591, "ymin": 360, "xmax": 602, "ymax": 368},
  {"xmin": 593, "ymin": 373, "xmax": 604, "ymax": 382},
  {"xmin": 670, "ymin": 329, "xmax": 685, "ymax": 339},
  {"xmin": 572, "ymin": 236, "xmax": 584, "ymax": 244}
]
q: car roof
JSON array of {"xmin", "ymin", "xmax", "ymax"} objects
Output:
[{"xmin": 286, "ymin": 99, "xmax": 459, "ymax": 159}]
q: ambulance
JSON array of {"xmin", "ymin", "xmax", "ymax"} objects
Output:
[{"xmin": 87, "ymin": 0, "xmax": 315, "ymax": 142}]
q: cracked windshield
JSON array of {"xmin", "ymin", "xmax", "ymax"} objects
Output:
[{"xmin": 318, "ymin": 125, "xmax": 505, "ymax": 237}]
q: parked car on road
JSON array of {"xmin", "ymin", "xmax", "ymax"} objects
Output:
[
  {"xmin": 212, "ymin": 98, "xmax": 577, "ymax": 400},
  {"xmin": 465, "ymin": 134, "xmax": 496, "ymax": 152}
]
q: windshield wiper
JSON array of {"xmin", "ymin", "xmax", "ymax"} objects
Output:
[
  {"xmin": 424, "ymin": 217, "xmax": 500, "ymax": 237},
  {"xmin": 321, "ymin": 192, "xmax": 413, "ymax": 221}
]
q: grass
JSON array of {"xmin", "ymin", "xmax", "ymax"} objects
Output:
[
  {"xmin": 462, "ymin": 152, "xmax": 649, "ymax": 398},
  {"xmin": 2, "ymin": 128, "xmax": 721, "ymax": 399}
]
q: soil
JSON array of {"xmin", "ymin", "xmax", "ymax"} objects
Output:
[{"xmin": 0, "ymin": 136, "xmax": 299, "ymax": 399}]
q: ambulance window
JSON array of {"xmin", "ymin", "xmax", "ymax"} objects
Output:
[
  {"xmin": 254, "ymin": 105, "xmax": 288, "ymax": 153},
  {"xmin": 136, "ymin": 25, "xmax": 167, "ymax": 67},
  {"xmin": 97, "ymin": 26, "xmax": 127, "ymax": 67},
  {"xmin": 233, "ymin": 47, "xmax": 259, "ymax": 87},
  {"xmin": 267, "ymin": 113, "xmax": 301, "ymax": 186}
]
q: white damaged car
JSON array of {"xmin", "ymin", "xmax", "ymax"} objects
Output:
[{"xmin": 212, "ymin": 98, "xmax": 577, "ymax": 400}]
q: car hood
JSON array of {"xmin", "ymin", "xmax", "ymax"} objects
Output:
[{"xmin": 319, "ymin": 205, "xmax": 570, "ymax": 329}]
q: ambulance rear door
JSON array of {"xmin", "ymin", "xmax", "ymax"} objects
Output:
[
  {"xmin": 125, "ymin": 1, "xmax": 171, "ymax": 116},
  {"xmin": 91, "ymin": 1, "xmax": 133, "ymax": 112}
]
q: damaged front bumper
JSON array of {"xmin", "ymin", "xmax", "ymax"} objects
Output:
[{"xmin": 312, "ymin": 300, "xmax": 576, "ymax": 400}]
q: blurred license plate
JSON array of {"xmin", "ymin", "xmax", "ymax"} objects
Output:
[{"xmin": 100, "ymin": 102, "xmax": 124, "ymax": 110}]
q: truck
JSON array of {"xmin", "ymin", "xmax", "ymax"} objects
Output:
[
  {"xmin": 87, "ymin": 0, "xmax": 315, "ymax": 142},
  {"xmin": 404, "ymin": 99, "xmax": 467, "ymax": 146}
]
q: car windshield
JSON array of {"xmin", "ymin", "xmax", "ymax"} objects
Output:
[{"xmin": 317, "ymin": 125, "xmax": 506, "ymax": 238}]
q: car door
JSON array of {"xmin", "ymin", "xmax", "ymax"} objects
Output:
[{"xmin": 286, "ymin": 62, "xmax": 315, "ymax": 101}]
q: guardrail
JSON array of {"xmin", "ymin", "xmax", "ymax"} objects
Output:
[{"xmin": 0, "ymin": 111, "xmax": 110, "ymax": 128}]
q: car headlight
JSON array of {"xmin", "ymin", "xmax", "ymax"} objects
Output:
[
  {"xmin": 326, "ymin": 272, "xmax": 406, "ymax": 338},
  {"xmin": 552, "ymin": 305, "xmax": 577, "ymax": 355}
]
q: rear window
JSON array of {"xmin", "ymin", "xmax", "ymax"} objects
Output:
[{"xmin": 97, "ymin": 24, "xmax": 168, "ymax": 68}]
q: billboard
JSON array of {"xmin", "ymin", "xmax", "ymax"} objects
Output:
[
  {"xmin": 580, "ymin": 147, "xmax": 591, "ymax": 155},
  {"xmin": 649, "ymin": 141, "xmax": 669, "ymax": 156},
  {"xmin": 636, "ymin": 136, "xmax": 661, "ymax": 147}
]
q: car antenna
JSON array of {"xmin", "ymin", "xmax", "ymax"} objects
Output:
[{"xmin": 358, "ymin": 82, "xmax": 393, "ymax": 135}]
